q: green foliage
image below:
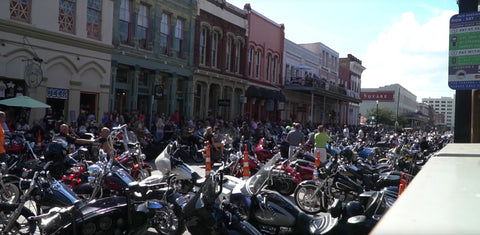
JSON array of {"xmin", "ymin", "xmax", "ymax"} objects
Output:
[{"xmin": 366, "ymin": 107, "xmax": 395, "ymax": 126}]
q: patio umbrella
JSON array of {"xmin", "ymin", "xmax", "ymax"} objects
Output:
[{"xmin": 0, "ymin": 95, "xmax": 50, "ymax": 108}]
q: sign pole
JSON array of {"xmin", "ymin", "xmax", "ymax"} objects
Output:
[{"xmin": 454, "ymin": 0, "xmax": 477, "ymax": 143}]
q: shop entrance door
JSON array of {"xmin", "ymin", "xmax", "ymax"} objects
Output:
[
  {"xmin": 47, "ymin": 98, "xmax": 66, "ymax": 121},
  {"xmin": 80, "ymin": 92, "xmax": 98, "ymax": 118}
]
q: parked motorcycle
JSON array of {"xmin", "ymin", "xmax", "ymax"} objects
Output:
[{"xmin": 180, "ymin": 168, "xmax": 261, "ymax": 235}]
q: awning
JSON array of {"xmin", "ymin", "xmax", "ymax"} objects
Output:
[{"xmin": 245, "ymin": 86, "xmax": 285, "ymax": 101}]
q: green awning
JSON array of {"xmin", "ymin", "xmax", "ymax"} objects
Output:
[{"xmin": 0, "ymin": 96, "xmax": 50, "ymax": 108}]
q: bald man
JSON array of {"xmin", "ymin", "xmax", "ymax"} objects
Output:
[
  {"xmin": 95, "ymin": 127, "xmax": 112, "ymax": 157},
  {"xmin": 58, "ymin": 124, "xmax": 94, "ymax": 146}
]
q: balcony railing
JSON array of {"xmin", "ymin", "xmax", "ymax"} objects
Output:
[{"xmin": 285, "ymin": 76, "xmax": 359, "ymax": 101}]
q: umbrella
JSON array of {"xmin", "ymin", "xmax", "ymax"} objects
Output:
[{"xmin": 0, "ymin": 95, "xmax": 50, "ymax": 108}]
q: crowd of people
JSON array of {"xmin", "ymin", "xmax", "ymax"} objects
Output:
[{"xmin": 0, "ymin": 107, "xmax": 451, "ymax": 162}]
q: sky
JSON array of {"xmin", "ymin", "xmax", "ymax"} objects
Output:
[{"xmin": 227, "ymin": 0, "xmax": 458, "ymax": 101}]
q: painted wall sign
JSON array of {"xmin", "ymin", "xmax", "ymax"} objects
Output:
[{"xmin": 360, "ymin": 91, "xmax": 395, "ymax": 102}]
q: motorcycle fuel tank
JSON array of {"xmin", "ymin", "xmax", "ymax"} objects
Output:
[{"xmin": 252, "ymin": 192, "xmax": 298, "ymax": 227}]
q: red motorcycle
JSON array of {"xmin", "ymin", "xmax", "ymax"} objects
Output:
[{"xmin": 255, "ymin": 139, "xmax": 316, "ymax": 182}]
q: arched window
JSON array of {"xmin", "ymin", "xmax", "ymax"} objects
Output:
[
  {"xmin": 226, "ymin": 36, "xmax": 233, "ymax": 71},
  {"xmin": 199, "ymin": 27, "xmax": 208, "ymax": 65},
  {"xmin": 266, "ymin": 53, "xmax": 272, "ymax": 81},
  {"xmin": 234, "ymin": 40, "xmax": 241, "ymax": 73},
  {"xmin": 255, "ymin": 50, "xmax": 261, "ymax": 78},
  {"xmin": 211, "ymin": 31, "xmax": 219, "ymax": 68},
  {"xmin": 248, "ymin": 47, "xmax": 254, "ymax": 76}
]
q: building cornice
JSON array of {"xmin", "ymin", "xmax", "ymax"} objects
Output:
[{"xmin": 0, "ymin": 19, "xmax": 113, "ymax": 54}]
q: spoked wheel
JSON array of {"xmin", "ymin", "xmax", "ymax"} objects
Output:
[
  {"xmin": 0, "ymin": 203, "xmax": 37, "ymax": 235},
  {"xmin": 294, "ymin": 184, "xmax": 328, "ymax": 214},
  {"xmin": 151, "ymin": 202, "xmax": 185, "ymax": 235},
  {"xmin": 0, "ymin": 182, "xmax": 21, "ymax": 203}
]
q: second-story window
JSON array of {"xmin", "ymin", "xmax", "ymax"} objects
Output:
[
  {"xmin": 87, "ymin": 0, "xmax": 102, "ymax": 40},
  {"xmin": 248, "ymin": 47, "xmax": 253, "ymax": 76},
  {"xmin": 10, "ymin": 0, "xmax": 31, "ymax": 23},
  {"xmin": 266, "ymin": 54, "xmax": 271, "ymax": 81},
  {"xmin": 119, "ymin": 0, "xmax": 132, "ymax": 44},
  {"xmin": 59, "ymin": 0, "xmax": 76, "ymax": 34},
  {"xmin": 226, "ymin": 36, "xmax": 233, "ymax": 71},
  {"xmin": 273, "ymin": 56, "xmax": 278, "ymax": 83},
  {"xmin": 211, "ymin": 31, "xmax": 219, "ymax": 68},
  {"xmin": 137, "ymin": 4, "xmax": 150, "ymax": 50},
  {"xmin": 199, "ymin": 27, "xmax": 207, "ymax": 65},
  {"xmin": 160, "ymin": 13, "xmax": 170, "ymax": 54},
  {"xmin": 174, "ymin": 18, "xmax": 185, "ymax": 57},
  {"xmin": 235, "ymin": 40, "xmax": 241, "ymax": 73},
  {"xmin": 255, "ymin": 50, "xmax": 260, "ymax": 78}
]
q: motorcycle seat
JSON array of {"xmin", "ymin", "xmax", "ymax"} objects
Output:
[
  {"xmin": 293, "ymin": 159, "xmax": 314, "ymax": 167},
  {"xmin": 191, "ymin": 172, "xmax": 205, "ymax": 187}
]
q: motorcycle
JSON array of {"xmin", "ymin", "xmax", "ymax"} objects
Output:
[
  {"xmin": 180, "ymin": 167, "xmax": 262, "ymax": 235},
  {"xmin": 0, "ymin": 161, "xmax": 80, "ymax": 234},
  {"xmin": 112, "ymin": 124, "xmax": 152, "ymax": 180},
  {"xmin": 32, "ymin": 179, "xmax": 171, "ymax": 235},
  {"xmin": 228, "ymin": 153, "xmax": 365, "ymax": 234}
]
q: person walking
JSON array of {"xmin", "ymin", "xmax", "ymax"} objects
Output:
[
  {"xmin": 286, "ymin": 123, "xmax": 305, "ymax": 158},
  {"xmin": 314, "ymin": 125, "xmax": 332, "ymax": 164}
]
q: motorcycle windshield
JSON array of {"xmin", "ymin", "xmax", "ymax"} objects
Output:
[
  {"xmin": 126, "ymin": 131, "xmax": 139, "ymax": 144},
  {"xmin": 246, "ymin": 153, "xmax": 281, "ymax": 195}
]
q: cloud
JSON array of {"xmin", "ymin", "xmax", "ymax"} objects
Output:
[{"xmin": 362, "ymin": 10, "xmax": 457, "ymax": 100}]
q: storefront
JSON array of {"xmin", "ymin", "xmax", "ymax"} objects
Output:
[{"xmin": 245, "ymin": 86, "xmax": 285, "ymax": 122}]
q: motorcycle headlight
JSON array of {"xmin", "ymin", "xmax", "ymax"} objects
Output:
[{"xmin": 87, "ymin": 165, "xmax": 102, "ymax": 177}]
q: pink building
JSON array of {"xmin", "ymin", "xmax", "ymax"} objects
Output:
[{"xmin": 243, "ymin": 4, "xmax": 285, "ymax": 122}]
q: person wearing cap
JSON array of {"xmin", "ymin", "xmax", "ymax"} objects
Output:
[
  {"xmin": 314, "ymin": 125, "xmax": 331, "ymax": 164},
  {"xmin": 0, "ymin": 111, "xmax": 6, "ymax": 161}
]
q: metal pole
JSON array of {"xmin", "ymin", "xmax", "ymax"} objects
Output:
[
  {"xmin": 376, "ymin": 100, "xmax": 379, "ymax": 130},
  {"xmin": 310, "ymin": 92, "xmax": 314, "ymax": 123},
  {"xmin": 455, "ymin": 0, "xmax": 477, "ymax": 143},
  {"xmin": 395, "ymin": 86, "xmax": 400, "ymax": 131}
]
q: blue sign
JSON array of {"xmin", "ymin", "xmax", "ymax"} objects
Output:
[
  {"xmin": 449, "ymin": 12, "xmax": 480, "ymax": 90},
  {"xmin": 47, "ymin": 88, "xmax": 68, "ymax": 99}
]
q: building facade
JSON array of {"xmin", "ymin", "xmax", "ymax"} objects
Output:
[
  {"xmin": 110, "ymin": 0, "xmax": 196, "ymax": 120},
  {"xmin": 360, "ymin": 84, "xmax": 418, "ymax": 126},
  {"xmin": 192, "ymin": 0, "xmax": 248, "ymax": 120},
  {"xmin": 422, "ymin": 96, "xmax": 455, "ymax": 130},
  {"xmin": 243, "ymin": 4, "xmax": 285, "ymax": 122},
  {"xmin": 339, "ymin": 54, "xmax": 365, "ymax": 125},
  {"xmin": 283, "ymin": 41, "xmax": 359, "ymax": 125},
  {"xmin": 283, "ymin": 39, "xmax": 321, "ymax": 123},
  {"xmin": 0, "ymin": 0, "xmax": 114, "ymax": 123}
]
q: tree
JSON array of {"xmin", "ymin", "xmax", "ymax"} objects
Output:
[{"xmin": 366, "ymin": 107, "xmax": 395, "ymax": 126}]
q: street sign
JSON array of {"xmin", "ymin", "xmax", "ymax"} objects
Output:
[
  {"xmin": 449, "ymin": 12, "xmax": 480, "ymax": 90},
  {"xmin": 217, "ymin": 99, "xmax": 230, "ymax": 107}
]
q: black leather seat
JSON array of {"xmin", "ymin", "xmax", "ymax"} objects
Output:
[{"xmin": 191, "ymin": 172, "xmax": 205, "ymax": 187}]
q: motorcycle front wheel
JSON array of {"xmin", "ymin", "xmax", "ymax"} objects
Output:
[
  {"xmin": 294, "ymin": 184, "xmax": 327, "ymax": 214},
  {"xmin": 0, "ymin": 181, "xmax": 21, "ymax": 203},
  {"xmin": 151, "ymin": 203, "xmax": 185, "ymax": 235},
  {"xmin": 0, "ymin": 203, "xmax": 37, "ymax": 235}
]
